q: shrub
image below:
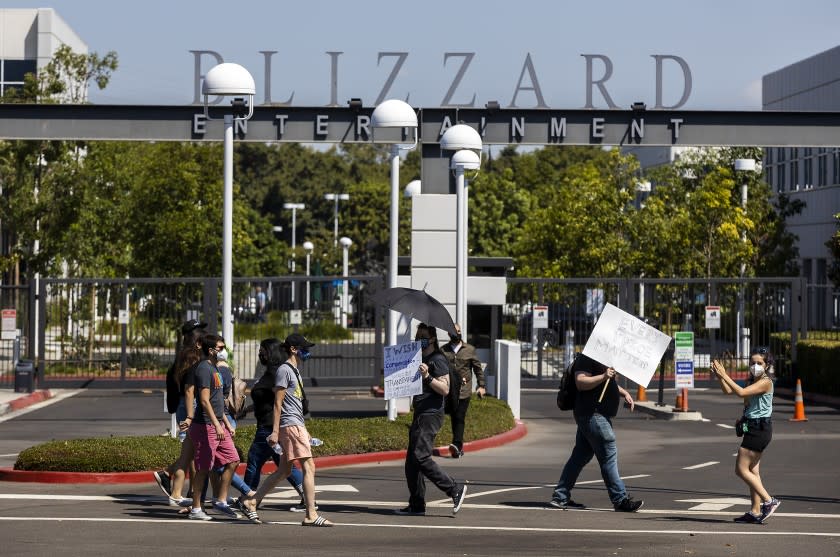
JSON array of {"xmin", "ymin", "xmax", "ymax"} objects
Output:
[
  {"xmin": 15, "ymin": 396, "xmax": 515, "ymax": 472},
  {"xmin": 796, "ymin": 339, "xmax": 840, "ymax": 397}
]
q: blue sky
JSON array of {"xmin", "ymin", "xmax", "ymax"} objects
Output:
[{"xmin": 11, "ymin": 0, "xmax": 840, "ymax": 109}]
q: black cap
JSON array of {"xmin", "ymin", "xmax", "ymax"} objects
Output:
[
  {"xmin": 181, "ymin": 319, "xmax": 207, "ymax": 334},
  {"xmin": 283, "ymin": 333, "xmax": 315, "ymax": 349}
]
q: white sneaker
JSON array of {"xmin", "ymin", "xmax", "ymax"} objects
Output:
[
  {"xmin": 168, "ymin": 497, "xmax": 190, "ymax": 507},
  {"xmin": 188, "ymin": 508, "xmax": 213, "ymax": 521}
]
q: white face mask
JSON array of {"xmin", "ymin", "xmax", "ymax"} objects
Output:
[
  {"xmin": 749, "ymin": 363, "xmax": 764, "ymax": 377},
  {"xmin": 216, "ymin": 348, "xmax": 228, "ymax": 362}
]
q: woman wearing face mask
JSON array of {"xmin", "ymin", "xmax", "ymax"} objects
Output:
[
  {"xmin": 710, "ymin": 349, "xmax": 780, "ymax": 524},
  {"xmin": 396, "ymin": 323, "xmax": 467, "ymax": 517}
]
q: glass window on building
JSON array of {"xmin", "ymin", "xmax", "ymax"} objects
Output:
[
  {"xmin": 804, "ymin": 148, "xmax": 813, "ymax": 189},
  {"xmin": 765, "ymin": 165, "xmax": 774, "ymax": 188},
  {"xmin": 834, "ymin": 149, "xmax": 840, "ymax": 185},
  {"xmin": 777, "ymin": 148, "xmax": 786, "ymax": 192},
  {"xmin": 818, "ymin": 149, "xmax": 828, "ymax": 187},
  {"xmin": 0, "ymin": 59, "xmax": 37, "ymax": 96}
]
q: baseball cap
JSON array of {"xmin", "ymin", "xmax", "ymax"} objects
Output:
[
  {"xmin": 181, "ymin": 319, "xmax": 208, "ymax": 334},
  {"xmin": 283, "ymin": 333, "xmax": 315, "ymax": 349}
]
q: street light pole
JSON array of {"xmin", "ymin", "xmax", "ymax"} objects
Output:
[
  {"xmin": 201, "ymin": 62, "xmax": 255, "ymax": 350},
  {"xmin": 303, "ymin": 241, "xmax": 313, "ymax": 311},
  {"xmin": 283, "ymin": 202, "xmax": 305, "ymax": 305},
  {"xmin": 372, "ymin": 99, "xmax": 418, "ymax": 421},
  {"xmin": 735, "ymin": 158, "xmax": 756, "ymax": 366},
  {"xmin": 324, "ymin": 193, "xmax": 349, "ymax": 247},
  {"xmin": 339, "ymin": 236, "xmax": 352, "ymax": 329}
]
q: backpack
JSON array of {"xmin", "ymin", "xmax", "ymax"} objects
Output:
[
  {"xmin": 556, "ymin": 356, "xmax": 579, "ymax": 411},
  {"xmin": 227, "ymin": 376, "xmax": 249, "ymax": 420}
]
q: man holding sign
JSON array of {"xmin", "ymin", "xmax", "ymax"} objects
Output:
[
  {"xmin": 548, "ymin": 304, "xmax": 671, "ymax": 512},
  {"xmin": 549, "ymin": 353, "xmax": 643, "ymax": 512}
]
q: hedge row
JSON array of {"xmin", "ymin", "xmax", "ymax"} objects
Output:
[
  {"xmin": 14, "ymin": 396, "xmax": 515, "ymax": 473},
  {"xmin": 797, "ymin": 339, "xmax": 840, "ymax": 397}
]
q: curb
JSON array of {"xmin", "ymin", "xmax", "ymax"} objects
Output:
[
  {"xmin": 634, "ymin": 401, "xmax": 704, "ymax": 421},
  {"xmin": 0, "ymin": 420, "xmax": 528, "ymax": 484},
  {"xmin": 0, "ymin": 390, "xmax": 53, "ymax": 416}
]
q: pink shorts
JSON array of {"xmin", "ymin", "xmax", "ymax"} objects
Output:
[
  {"xmin": 280, "ymin": 425, "xmax": 313, "ymax": 461},
  {"xmin": 189, "ymin": 422, "xmax": 239, "ymax": 471}
]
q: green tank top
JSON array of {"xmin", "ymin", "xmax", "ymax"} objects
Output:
[{"xmin": 743, "ymin": 380, "xmax": 773, "ymax": 418}]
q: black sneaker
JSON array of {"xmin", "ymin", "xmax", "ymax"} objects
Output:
[
  {"xmin": 548, "ymin": 498, "xmax": 586, "ymax": 510},
  {"xmin": 153, "ymin": 470, "xmax": 171, "ymax": 498},
  {"xmin": 394, "ymin": 506, "xmax": 426, "ymax": 516},
  {"xmin": 614, "ymin": 497, "xmax": 644, "ymax": 512},
  {"xmin": 733, "ymin": 512, "xmax": 762, "ymax": 524},
  {"xmin": 449, "ymin": 444, "xmax": 461, "ymax": 459},
  {"xmin": 758, "ymin": 498, "xmax": 781, "ymax": 523},
  {"xmin": 452, "ymin": 484, "xmax": 468, "ymax": 514}
]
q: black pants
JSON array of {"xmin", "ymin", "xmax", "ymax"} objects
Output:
[
  {"xmin": 450, "ymin": 396, "xmax": 471, "ymax": 450},
  {"xmin": 405, "ymin": 411, "xmax": 457, "ymax": 510}
]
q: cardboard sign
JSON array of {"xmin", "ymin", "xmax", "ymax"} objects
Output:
[
  {"xmin": 582, "ymin": 303, "xmax": 672, "ymax": 388},
  {"xmin": 383, "ymin": 341, "xmax": 423, "ymax": 400}
]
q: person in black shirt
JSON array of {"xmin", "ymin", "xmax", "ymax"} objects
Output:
[
  {"xmin": 396, "ymin": 323, "xmax": 467, "ymax": 517},
  {"xmin": 548, "ymin": 354, "xmax": 643, "ymax": 512}
]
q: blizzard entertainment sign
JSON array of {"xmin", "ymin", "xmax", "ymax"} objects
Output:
[{"xmin": 190, "ymin": 50, "xmax": 693, "ymax": 109}]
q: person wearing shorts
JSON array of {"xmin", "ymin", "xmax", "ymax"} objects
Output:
[
  {"xmin": 711, "ymin": 348, "xmax": 780, "ymax": 524},
  {"xmin": 187, "ymin": 333, "xmax": 240, "ymax": 521},
  {"xmin": 255, "ymin": 333, "xmax": 333, "ymax": 527}
]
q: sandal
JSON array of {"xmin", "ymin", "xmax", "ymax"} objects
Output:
[
  {"xmin": 236, "ymin": 497, "xmax": 262, "ymax": 524},
  {"xmin": 302, "ymin": 515, "xmax": 333, "ymax": 527}
]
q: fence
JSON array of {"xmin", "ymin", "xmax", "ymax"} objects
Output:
[
  {"xmin": 0, "ymin": 275, "xmax": 385, "ymax": 389},
  {"xmin": 1, "ymin": 274, "xmax": 837, "ymax": 390},
  {"xmin": 507, "ymin": 277, "xmax": 812, "ymax": 386}
]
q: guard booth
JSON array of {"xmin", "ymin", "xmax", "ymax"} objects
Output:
[{"xmin": 466, "ymin": 257, "xmax": 514, "ymax": 369}]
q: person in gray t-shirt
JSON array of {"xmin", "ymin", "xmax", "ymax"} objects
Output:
[{"xmin": 254, "ymin": 333, "xmax": 333, "ymax": 527}]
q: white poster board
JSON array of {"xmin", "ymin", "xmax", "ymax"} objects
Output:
[
  {"xmin": 582, "ymin": 303, "xmax": 672, "ymax": 388},
  {"xmin": 383, "ymin": 341, "xmax": 423, "ymax": 400},
  {"xmin": 705, "ymin": 306, "xmax": 721, "ymax": 329},
  {"xmin": 532, "ymin": 305, "xmax": 548, "ymax": 329}
]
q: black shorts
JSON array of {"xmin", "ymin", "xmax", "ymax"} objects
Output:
[{"xmin": 740, "ymin": 418, "xmax": 773, "ymax": 452}]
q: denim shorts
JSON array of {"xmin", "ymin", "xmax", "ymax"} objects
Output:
[{"xmin": 175, "ymin": 397, "xmax": 197, "ymax": 442}]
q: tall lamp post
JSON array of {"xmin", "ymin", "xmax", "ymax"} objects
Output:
[
  {"xmin": 283, "ymin": 202, "xmax": 305, "ymax": 304},
  {"xmin": 372, "ymin": 99, "xmax": 418, "ymax": 421},
  {"xmin": 201, "ymin": 62, "xmax": 255, "ymax": 349},
  {"xmin": 734, "ymin": 158, "xmax": 757, "ymax": 365},
  {"xmin": 303, "ymin": 241, "xmax": 314, "ymax": 311},
  {"xmin": 325, "ymin": 193, "xmax": 350, "ymax": 247},
  {"xmin": 339, "ymin": 236, "xmax": 353, "ymax": 329},
  {"xmin": 440, "ymin": 124, "xmax": 483, "ymax": 336}
]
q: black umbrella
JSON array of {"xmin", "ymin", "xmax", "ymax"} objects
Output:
[{"xmin": 371, "ymin": 287, "xmax": 456, "ymax": 336}]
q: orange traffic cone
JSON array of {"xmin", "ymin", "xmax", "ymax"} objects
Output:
[
  {"xmin": 679, "ymin": 387, "xmax": 689, "ymax": 412},
  {"xmin": 790, "ymin": 378, "xmax": 809, "ymax": 422},
  {"xmin": 637, "ymin": 385, "xmax": 648, "ymax": 402}
]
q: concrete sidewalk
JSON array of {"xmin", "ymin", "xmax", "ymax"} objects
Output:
[{"xmin": 0, "ymin": 388, "xmax": 56, "ymax": 416}]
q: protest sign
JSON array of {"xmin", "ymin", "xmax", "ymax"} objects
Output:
[
  {"xmin": 582, "ymin": 303, "xmax": 672, "ymax": 388},
  {"xmin": 383, "ymin": 340, "xmax": 423, "ymax": 400}
]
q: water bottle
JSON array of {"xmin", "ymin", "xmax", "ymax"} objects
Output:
[
  {"xmin": 310, "ymin": 437, "xmax": 324, "ymax": 447},
  {"xmin": 271, "ymin": 442, "xmax": 283, "ymax": 455}
]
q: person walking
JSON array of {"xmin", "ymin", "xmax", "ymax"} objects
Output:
[
  {"xmin": 711, "ymin": 349, "xmax": 781, "ymax": 524},
  {"xmin": 549, "ymin": 353, "xmax": 643, "ymax": 512},
  {"xmin": 442, "ymin": 323, "xmax": 486, "ymax": 459},
  {"xmin": 254, "ymin": 333, "xmax": 333, "ymax": 527},
  {"xmin": 238, "ymin": 338, "xmax": 308, "ymax": 522},
  {"xmin": 396, "ymin": 323, "xmax": 467, "ymax": 517},
  {"xmin": 154, "ymin": 319, "xmax": 205, "ymax": 507},
  {"xmin": 186, "ymin": 334, "xmax": 240, "ymax": 521}
]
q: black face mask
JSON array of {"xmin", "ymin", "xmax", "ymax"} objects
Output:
[
  {"xmin": 258, "ymin": 352, "xmax": 268, "ymax": 366},
  {"xmin": 450, "ymin": 334, "xmax": 462, "ymax": 343}
]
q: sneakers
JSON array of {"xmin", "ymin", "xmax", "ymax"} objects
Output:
[
  {"xmin": 168, "ymin": 497, "xmax": 191, "ymax": 507},
  {"xmin": 548, "ymin": 498, "xmax": 586, "ymax": 510},
  {"xmin": 188, "ymin": 508, "xmax": 213, "ymax": 521},
  {"xmin": 212, "ymin": 500, "xmax": 243, "ymax": 519},
  {"xmin": 452, "ymin": 484, "xmax": 468, "ymax": 514},
  {"xmin": 733, "ymin": 512, "xmax": 762, "ymax": 524},
  {"xmin": 759, "ymin": 498, "xmax": 781, "ymax": 523},
  {"xmin": 394, "ymin": 506, "xmax": 426, "ymax": 516},
  {"xmin": 153, "ymin": 471, "xmax": 171, "ymax": 498},
  {"xmin": 614, "ymin": 497, "xmax": 644, "ymax": 512},
  {"xmin": 289, "ymin": 498, "xmax": 318, "ymax": 512},
  {"xmin": 448, "ymin": 444, "xmax": 463, "ymax": 459},
  {"xmin": 235, "ymin": 497, "xmax": 262, "ymax": 524}
]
